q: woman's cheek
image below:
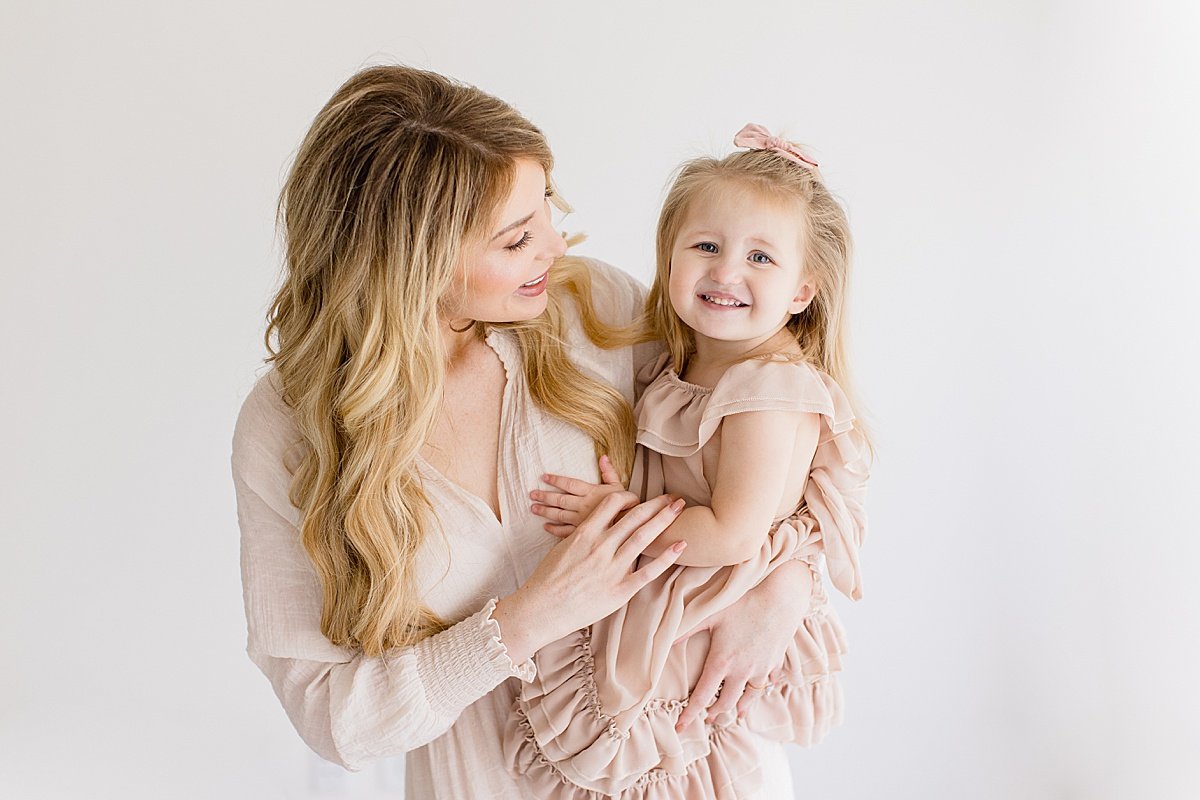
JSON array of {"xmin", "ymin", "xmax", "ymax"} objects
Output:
[{"xmin": 466, "ymin": 259, "xmax": 515, "ymax": 306}]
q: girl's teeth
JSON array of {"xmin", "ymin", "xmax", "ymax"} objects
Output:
[
  {"xmin": 522, "ymin": 273, "xmax": 545, "ymax": 286},
  {"xmin": 703, "ymin": 294, "xmax": 745, "ymax": 307}
]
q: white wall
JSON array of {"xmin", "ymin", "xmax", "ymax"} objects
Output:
[{"xmin": 2, "ymin": 1, "xmax": 1197, "ymax": 798}]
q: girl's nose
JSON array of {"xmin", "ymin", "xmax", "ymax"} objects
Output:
[{"xmin": 708, "ymin": 255, "xmax": 741, "ymax": 285}]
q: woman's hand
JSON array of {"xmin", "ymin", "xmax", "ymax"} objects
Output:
[
  {"xmin": 530, "ymin": 454, "xmax": 633, "ymax": 536},
  {"xmin": 493, "ymin": 491, "xmax": 688, "ymax": 665},
  {"xmin": 674, "ymin": 559, "xmax": 815, "ymax": 730}
]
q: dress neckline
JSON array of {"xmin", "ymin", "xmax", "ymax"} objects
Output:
[
  {"xmin": 664, "ymin": 366, "xmax": 714, "ymax": 396},
  {"xmin": 416, "ymin": 327, "xmax": 516, "ymax": 527}
]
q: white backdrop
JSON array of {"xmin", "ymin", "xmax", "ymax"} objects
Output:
[{"xmin": 2, "ymin": 1, "xmax": 1198, "ymax": 798}]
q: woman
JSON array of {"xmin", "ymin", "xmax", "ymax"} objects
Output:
[{"xmin": 231, "ymin": 64, "xmax": 815, "ymax": 798}]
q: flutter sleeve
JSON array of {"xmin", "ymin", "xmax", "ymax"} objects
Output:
[
  {"xmin": 231, "ymin": 373, "xmax": 534, "ymax": 770},
  {"xmin": 705, "ymin": 358, "xmax": 869, "ymax": 602},
  {"xmin": 642, "ymin": 357, "xmax": 870, "ymax": 600}
]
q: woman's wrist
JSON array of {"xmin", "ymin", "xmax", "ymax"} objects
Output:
[{"xmin": 491, "ymin": 589, "xmax": 549, "ymax": 665}]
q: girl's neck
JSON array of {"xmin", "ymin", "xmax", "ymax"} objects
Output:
[{"xmin": 684, "ymin": 328, "xmax": 799, "ymax": 386}]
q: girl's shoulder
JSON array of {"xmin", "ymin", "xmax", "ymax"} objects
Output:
[
  {"xmin": 710, "ymin": 357, "xmax": 849, "ymax": 424},
  {"xmin": 636, "ymin": 356, "xmax": 856, "ymax": 456}
]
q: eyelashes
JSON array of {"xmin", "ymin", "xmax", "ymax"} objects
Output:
[
  {"xmin": 506, "ymin": 189, "xmax": 556, "ymax": 252},
  {"xmin": 693, "ymin": 242, "xmax": 775, "ymax": 265},
  {"xmin": 506, "ymin": 232, "xmax": 533, "ymax": 252}
]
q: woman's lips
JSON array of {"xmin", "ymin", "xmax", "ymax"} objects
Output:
[{"xmin": 516, "ymin": 269, "xmax": 549, "ymax": 297}]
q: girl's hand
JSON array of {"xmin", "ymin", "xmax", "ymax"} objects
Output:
[
  {"xmin": 673, "ymin": 560, "xmax": 814, "ymax": 730},
  {"xmin": 530, "ymin": 454, "xmax": 633, "ymax": 537},
  {"xmin": 493, "ymin": 492, "xmax": 689, "ymax": 664}
]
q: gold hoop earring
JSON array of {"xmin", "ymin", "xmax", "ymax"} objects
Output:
[{"xmin": 448, "ymin": 318, "xmax": 476, "ymax": 333}]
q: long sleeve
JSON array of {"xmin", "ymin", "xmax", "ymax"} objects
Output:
[{"xmin": 231, "ymin": 381, "xmax": 535, "ymax": 772}]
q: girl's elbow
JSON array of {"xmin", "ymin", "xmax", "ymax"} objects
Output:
[{"xmin": 722, "ymin": 530, "xmax": 768, "ymax": 565}]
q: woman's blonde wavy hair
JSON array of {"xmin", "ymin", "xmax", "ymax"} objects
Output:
[
  {"xmin": 644, "ymin": 147, "xmax": 876, "ymax": 460},
  {"xmin": 265, "ymin": 65, "xmax": 634, "ymax": 656}
]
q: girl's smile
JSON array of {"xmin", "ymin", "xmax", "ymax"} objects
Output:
[{"xmin": 667, "ymin": 182, "xmax": 816, "ymax": 359}]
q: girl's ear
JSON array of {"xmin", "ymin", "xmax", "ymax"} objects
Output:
[{"xmin": 789, "ymin": 281, "xmax": 816, "ymax": 315}]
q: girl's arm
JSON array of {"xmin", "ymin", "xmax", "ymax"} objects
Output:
[
  {"xmin": 642, "ymin": 408, "xmax": 820, "ymax": 567},
  {"xmin": 533, "ymin": 410, "xmax": 822, "ymax": 567}
]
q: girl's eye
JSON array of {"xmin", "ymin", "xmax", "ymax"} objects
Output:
[
  {"xmin": 696, "ymin": 242, "xmax": 718, "ymax": 253},
  {"xmin": 506, "ymin": 232, "xmax": 533, "ymax": 252},
  {"xmin": 750, "ymin": 251, "xmax": 774, "ymax": 265}
]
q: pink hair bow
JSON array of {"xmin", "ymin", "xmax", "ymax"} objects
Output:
[{"xmin": 733, "ymin": 123, "xmax": 819, "ymax": 168}]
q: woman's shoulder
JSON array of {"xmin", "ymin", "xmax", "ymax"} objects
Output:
[
  {"xmin": 231, "ymin": 368, "xmax": 303, "ymax": 484},
  {"xmin": 554, "ymin": 254, "xmax": 648, "ymax": 329}
]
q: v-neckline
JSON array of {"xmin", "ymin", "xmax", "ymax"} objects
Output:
[{"xmin": 417, "ymin": 328, "xmax": 514, "ymax": 527}]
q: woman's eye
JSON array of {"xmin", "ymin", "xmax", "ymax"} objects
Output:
[
  {"xmin": 749, "ymin": 251, "xmax": 774, "ymax": 265},
  {"xmin": 506, "ymin": 232, "xmax": 533, "ymax": 252},
  {"xmin": 696, "ymin": 242, "xmax": 718, "ymax": 253}
]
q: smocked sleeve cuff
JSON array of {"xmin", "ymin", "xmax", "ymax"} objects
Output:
[{"xmin": 415, "ymin": 598, "xmax": 537, "ymax": 716}]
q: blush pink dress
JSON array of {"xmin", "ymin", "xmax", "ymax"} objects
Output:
[{"xmin": 504, "ymin": 351, "xmax": 870, "ymax": 799}]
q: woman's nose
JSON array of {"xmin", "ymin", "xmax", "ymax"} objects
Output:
[
  {"xmin": 540, "ymin": 209, "xmax": 568, "ymax": 260},
  {"xmin": 548, "ymin": 229, "xmax": 568, "ymax": 259}
]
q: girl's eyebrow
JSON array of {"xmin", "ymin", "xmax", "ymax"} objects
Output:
[
  {"xmin": 685, "ymin": 229, "xmax": 780, "ymax": 250},
  {"xmin": 491, "ymin": 212, "xmax": 535, "ymax": 241}
]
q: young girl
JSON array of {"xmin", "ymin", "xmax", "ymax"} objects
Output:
[{"xmin": 503, "ymin": 124, "xmax": 872, "ymax": 799}]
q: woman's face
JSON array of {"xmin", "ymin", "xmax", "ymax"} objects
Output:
[{"xmin": 445, "ymin": 158, "xmax": 567, "ymax": 324}]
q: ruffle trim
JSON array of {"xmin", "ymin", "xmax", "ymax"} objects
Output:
[
  {"xmin": 634, "ymin": 352, "xmax": 856, "ymax": 458},
  {"xmin": 480, "ymin": 597, "xmax": 538, "ymax": 683},
  {"xmin": 502, "ymin": 604, "xmax": 848, "ymax": 798},
  {"xmin": 507, "ymin": 708, "xmax": 774, "ymax": 799}
]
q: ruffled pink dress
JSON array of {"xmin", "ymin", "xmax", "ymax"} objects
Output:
[{"xmin": 504, "ymin": 352, "xmax": 869, "ymax": 799}]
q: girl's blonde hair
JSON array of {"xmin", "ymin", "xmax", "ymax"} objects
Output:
[
  {"xmin": 645, "ymin": 147, "xmax": 875, "ymax": 458},
  {"xmin": 265, "ymin": 65, "xmax": 634, "ymax": 656}
]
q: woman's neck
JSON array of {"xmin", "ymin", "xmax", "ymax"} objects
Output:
[{"xmin": 440, "ymin": 318, "xmax": 482, "ymax": 367}]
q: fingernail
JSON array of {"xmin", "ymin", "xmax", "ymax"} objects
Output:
[
  {"xmin": 531, "ymin": 504, "xmax": 540, "ymax": 513},
  {"xmin": 671, "ymin": 499, "xmax": 685, "ymax": 513},
  {"xmin": 672, "ymin": 541, "xmax": 687, "ymax": 553},
  {"xmin": 541, "ymin": 473, "xmax": 549, "ymax": 481}
]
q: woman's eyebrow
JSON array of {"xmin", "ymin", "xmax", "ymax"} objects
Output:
[{"xmin": 491, "ymin": 212, "xmax": 535, "ymax": 241}]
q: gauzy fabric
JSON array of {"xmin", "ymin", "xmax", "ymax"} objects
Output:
[
  {"xmin": 231, "ymin": 259, "xmax": 798, "ymax": 798},
  {"xmin": 505, "ymin": 351, "xmax": 870, "ymax": 799}
]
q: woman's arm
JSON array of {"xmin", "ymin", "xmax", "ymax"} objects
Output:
[
  {"xmin": 236, "ymin": 463, "xmax": 687, "ymax": 770},
  {"xmin": 673, "ymin": 558, "xmax": 815, "ymax": 730},
  {"xmin": 236, "ymin": 474, "xmax": 536, "ymax": 769}
]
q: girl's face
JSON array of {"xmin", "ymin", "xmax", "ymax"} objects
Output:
[
  {"xmin": 667, "ymin": 182, "xmax": 816, "ymax": 354},
  {"xmin": 445, "ymin": 158, "xmax": 567, "ymax": 323}
]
